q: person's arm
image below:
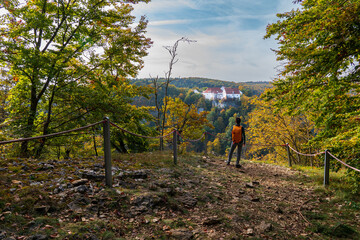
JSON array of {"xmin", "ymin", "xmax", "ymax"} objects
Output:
[{"xmin": 242, "ymin": 127, "xmax": 246, "ymax": 145}]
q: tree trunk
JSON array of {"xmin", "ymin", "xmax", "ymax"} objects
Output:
[
  {"xmin": 20, "ymin": 89, "xmax": 39, "ymax": 158},
  {"xmin": 93, "ymin": 131, "xmax": 98, "ymax": 156},
  {"xmin": 34, "ymin": 85, "xmax": 56, "ymax": 158}
]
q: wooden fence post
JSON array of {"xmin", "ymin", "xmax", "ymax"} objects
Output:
[
  {"xmin": 286, "ymin": 143, "xmax": 292, "ymax": 167},
  {"xmin": 103, "ymin": 117, "xmax": 112, "ymax": 187},
  {"xmin": 324, "ymin": 150, "xmax": 330, "ymax": 186},
  {"xmin": 173, "ymin": 130, "xmax": 177, "ymax": 165}
]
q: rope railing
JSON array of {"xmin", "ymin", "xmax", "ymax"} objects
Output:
[
  {"xmin": 0, "ymin": 119, "xmax": 112, "ymax": 187},
  {"xmin": 109, "ymin": 121, "xmax": 175, "ymax": 139},
  {"xmin": 177, "ymin": 131, "xmax": 206, "ymax": 142},
  {"xmin": 287, "ymin": 144, "xmax": 325, "ymax": 157},
  {"xmin": 285, "ymin": 143, "xmax": 360, "ymax": 186},
  {"xmin": 0, "ymin": 120, "xmax": 106, "ymax": 145},
  {"xmin": 248, "ymin": 143, "xmax": 285, "ymax": 147},
  {"xmin": 328, "ymin": 151, "xmax": 360, "ymax": 173},
  {"xmin": 1, "ymin": 117, "xmax": 359, "ymax": 188}
]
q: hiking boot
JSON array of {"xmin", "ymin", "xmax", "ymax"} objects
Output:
[{"xmin": 235, "ymin": 164, "xmax": 242, "ymax": 168}]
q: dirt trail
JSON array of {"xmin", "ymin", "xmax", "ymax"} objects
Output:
[{"xmin": 181, "ymin": 157, "xmax": 320, "ymax": 239}]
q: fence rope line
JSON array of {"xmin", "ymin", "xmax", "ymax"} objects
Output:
[
  {"xmin": 327, "ymin": 152, "xmax": 360, "ymax": 173},
  {"xmin": 288, "ymin": 144, "xmax": 325, "ymax": 157},
  {"xmin": 109, "ymin": 121, "xmax": 175, "ymax": 139},
  {"xmin": 205, "ymin": 131, "xmax": 284, "ymax": 147},
  {"xmin": 205, "ymin": 131, "xmax": 232, "ymax": 141},
  {"xmin": 1, "ymin": 117, "xmax": 359, "ymax": 174},
  {"xmin": 247, "ymin": 143, "xmax": 285, "ymax": 147},
  {"xmin": 287, "ymin": 143, "xmax": 360, "ymax": 172},
  {"xmin": 0, "ymin": 120, "xmax": 106, "ymax": 145},
  {"xmin": 177, "ymin": 131, "xmax": 206, "ymax": 142}
]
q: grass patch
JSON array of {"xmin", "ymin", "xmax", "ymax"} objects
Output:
[
  {"xmin": 309, "ymin": 222, "xmax": 358, "ymax": 238},
  {"xmin": 304, "ymin": 211, "xmax": 328, "ymax": 221},
  {"xmin": 112, "ymin": 151, "xmax": 175, "ymax": 170},
  {"xmin": 1, "ymin": 212, "xmax": 27, "ymax": 226}
]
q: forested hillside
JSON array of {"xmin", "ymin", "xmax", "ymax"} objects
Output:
[
  {"xmin": 130, "ymin": 78, "xmax": 272, "ymax": 155},
  {"xmin": 131, "ymin": 77, "xmax": 272, "ymax": 96}
]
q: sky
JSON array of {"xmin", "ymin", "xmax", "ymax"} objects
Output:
[{"xmin": 132, "ymin": 0, "xmax": 299, "ymax": 82}]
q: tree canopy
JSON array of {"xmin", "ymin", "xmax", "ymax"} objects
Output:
[
  {"xmin": 265, "ymin": 0, "xmax": 360, "ymax": 186},
  {"xmin": 0, "ymin": 0, "xmax": 152, "ymax": 157}
]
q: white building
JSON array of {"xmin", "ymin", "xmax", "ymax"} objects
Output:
[{"xmin": 202, "ymin": 86, "xmax": 242, "ymax": 100}]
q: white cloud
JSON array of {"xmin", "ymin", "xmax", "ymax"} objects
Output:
[
  {"xmin": 133, "ymin": 0, "xmax": 296, "ymax": 82},
  {"xmin": 133, "ymin": 0, "xmax": 198, "ymax": 15}
]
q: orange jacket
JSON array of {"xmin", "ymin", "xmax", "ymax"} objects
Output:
[{"xmin": 232, "ymin": 125, "xmax": 244, "ymax": 143}]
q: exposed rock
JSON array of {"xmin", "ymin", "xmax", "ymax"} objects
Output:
[
  {"xmin": 53, "ymin": 185, "xmax": 65, "ymax": 194},
  {"xmin": 176, "ymin": 193, "xmax": 197, "ymax": 208},
  {"xmin": 154, "ymin": 180, "xmax": 172, "ymax": 188},
  {"xmin": 93, "ymin": 163, "xmax": 103, "ymax": 169},
  {"xmin": 245, "ymin": 183, "xmax": 255, "ymax": 188},
  {"xmin": 246, "ymin": 228, "xmax": 254, "ymax": 235},
  {"xmin": 0, "ymin": 230, "xmax": 6, "ymax": 240},
  {"xmin": 118, "ymin": 170, "xmax": 149, "ymax": 180},
  {"xmin": 157, "ymin": 168, "xmax": 175, "ymax": 175},
  {"xmin": 81, "ymin": 171, "xmax": 105, "ymax": 181},
  {"xmin": 159, "ymin": 187, "xmax": 176, "ymax": 195},
  {"xmin": 72, "ymin": 179, "xmax": 89, "ymax": 187},
  {"xmin": 131, "ymin": 194, "xmax": 161, "ymax": 208},
  {"xmin": 255, "ymin": 221, "xmax": 273, "ymax": 233},
  {"xmin": 252, "ymin": 181, "xmax": 260, "ymax": 185},
  {"xmin": 202, "ymin": 216, "xmax": 223, "ymax": 226},
  {"xmin": 34, "ymin": 205, "xmax": 50, "ymax": 215},
  {"xmin": 128, "ymin": 205, "xmax": 148, "ymax": 216},
  {"xmin": 76, "ymin": 185, "xmax": 89, "ymax": 194},
  {"xmin": 27, "ymin": 234, "xmax": 48, "ymax": 240},
  {"xmin": 68, "ymin": 197, "xmax": 91, "ymax": 213},
  {"xmin": 148, "ymin": 183, "xmax": 158, "ymax": 190},
  {"xmin": 242, "ymin": 195, "xmax": 260, "ymax": 202},
  {"xmin": 37, "ymin": 163, "xmax": 54, "ymax": 171},
  {"xmin": 30, "ymin": 182, "xmax": 43, "ymax": 187},
  {"xmin": 117, "ymin": 180, "xmax": 137, "ymax": 189}
]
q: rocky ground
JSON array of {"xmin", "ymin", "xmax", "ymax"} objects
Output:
[{"xmin": 0, "ymin": 153, "xmax": 359, "ymax": 239}]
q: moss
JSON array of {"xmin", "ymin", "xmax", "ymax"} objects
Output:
[
  {"xmin": 330, "ymin": 223, "xmax": 358, "ymax": 238},
  {"xmin": 1, "ymin": 212, "xmax": 27, "ymax": 226},
  {"xmin": 8, "ymin": 166, "xmax": 22, "ymax": 173},
  {"xmin": 304, "ymin": 211, "xmax": 328, "ymax": 221},
  {"xmin": 30, "ymin": 216, "xmax": 59, "ymax": 227},
  {"xmin": 102, "ymin": 231, "xmax": 115, "ymax": 240},
  {"xmin": 160, "ymin": 217, "xmax": 192, "ymax": 229}
]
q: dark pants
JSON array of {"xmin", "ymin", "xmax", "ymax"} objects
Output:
[{"xmin": 227, "ymin": 142, "xmax": 243, "ymax": 166}]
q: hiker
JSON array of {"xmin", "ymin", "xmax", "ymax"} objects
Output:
[{"xmin": 226, "ymin": 117, "xmax": 246, "ymax": 168}]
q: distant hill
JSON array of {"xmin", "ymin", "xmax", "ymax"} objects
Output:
[{"xmin": 131, "ymin": 77, "xmax": 272, "ymax": 96}]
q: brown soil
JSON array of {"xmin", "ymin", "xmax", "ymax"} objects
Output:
[{"xmin": 0, "ymin": 154, "xmax": 359, "ymax": 239}]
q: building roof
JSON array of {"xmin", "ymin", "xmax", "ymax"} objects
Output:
[
  {"xmin": 223, "ymin": 87, "xmax": 240, "ymax": 95},
  {"xmin": 203, "ymin": 87, "xmax": 222, "ymax": 94}
]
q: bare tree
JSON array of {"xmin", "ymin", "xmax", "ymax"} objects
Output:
[{"xmin": 152, "ymin": 37, "xmax": 196, "ymax": 150}]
